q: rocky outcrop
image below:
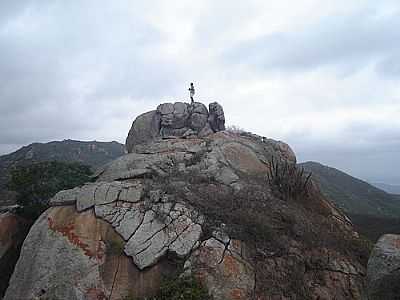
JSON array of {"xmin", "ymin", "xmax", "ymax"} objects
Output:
[
  {"xmin": 208, "ymin": 102, "xmax": 225, "ymax": 132},
  {"xmin": 125, "ymin": 111, "xmax": 160, "ymax": 154},
  {"xmin": 4, "ymin": 206, "xmax": 180, "ymax": 300},
  {"xmin": 51, "ymin": 180, "xmax": 203, "ymax": 270},
  {"xmin": 366, "ymin": 234, "xmax": 400, "ymax": 299},
  {"xmin": 5, "ymin": 102, "xmax": 368, "ymax": 300},
  {"xmin": 125, "ymin": 101, "xmax": 225, "ymax": 153},
  {"xmin": 186, "ymin": 237, "xmax": 255, "ymax": 300}
]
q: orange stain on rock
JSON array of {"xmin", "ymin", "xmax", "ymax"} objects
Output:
[
  {"xmin": 391, "ymin": 237, "xmax": 400, "ymax": 249},
  {"xmin": 0, "ymin": 214, "xmax": 19, "ymax": 242},
  {"xmin": 86, "ymin": 287, "xmax": 107, "ymax": 300},
  {"xmin": 47, "ymin": 216, "xmax": 104, "ymax": 260},
  {"xmin": 230, "ymin": 288, "xmax": 245, "ymax": 300},
  {"xmin": 223, "ymin": 254, "xmax": 240, "ymax": 277}
]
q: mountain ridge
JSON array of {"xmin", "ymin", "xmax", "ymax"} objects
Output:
[
  {"xmin": 370, "ymin": 182, "xmax": 400, "ymax": 195},
  {"xmin": 0, "ymin": 140, "xmax": 125, "ymax": 205},
  {"xmin": 299, "ymin": 161, "xmax": 400, "ymax": 218}
]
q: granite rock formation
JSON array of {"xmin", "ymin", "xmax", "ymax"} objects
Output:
[
  {"xmin": 366, "ymin": 234, "xmax": 400, "ymax": 299},
  {"xmin": 126, "ymin": 101, "xmax": 225, "ymax": 153},
  {"xmin": 5, "ymin": 102, "xmax": 368, "ymax": 300}
]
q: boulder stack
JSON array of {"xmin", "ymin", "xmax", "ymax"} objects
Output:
[{"xmin": 126, "ymin": 101, "xmax": 225, "ymax": 153}]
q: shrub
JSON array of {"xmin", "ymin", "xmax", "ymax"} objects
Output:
[
  {"xmin": 145, "ymin": 275, "xmax": 211, "ymax": 300},
  {"xmin": 105, "ymin": 238, "xmax": 125, "ymax": 256},
  {"xmin": 267, "ymin": 156, "xmax": 312, "ymax": 201}
]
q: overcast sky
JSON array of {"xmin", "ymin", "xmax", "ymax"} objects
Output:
[{"xmin": 0, "ymin": 0, "xmax": 399, "ymax": 184}]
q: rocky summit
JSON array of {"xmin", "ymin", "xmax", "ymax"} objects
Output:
[
  {"xmin": 125, "ymin": 101, "xmax": 225, "ymax": 153},
  {"xmin": 4, "ymin": 102, "xmax": 369, "ymax": 300}
]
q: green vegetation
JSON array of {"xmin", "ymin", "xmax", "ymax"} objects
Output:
[
  {"xmin": 267, "ymin": 157, "xmax": 312, "ymax": 202},
  {"xmin": 162, "ymin": 166, "xmax": 370, "ymax": 298},
  {"xmin": 0, "ymin": 140, "xmax": 125, "ymax": 206},
  {"xmin": 300, "ymin": 161, "xmax": 400, "ymax": 241},
  {"xmin": 154, "ymin": 276, "xmax": 210, "ymax": 300},
  {"xmin": 105, "ymin": 237, "xmax": 126, "ymax": 256},
  {"xmin": 8, "ymin": 161, "xmax": 93, "ymax": 219},
  {"xmin": 350, "ymin": 214, "xmax": 400, "ymax": 242},
  {"xmin": 130, "ymin": 275, "xmax": 211, "ymax": 300}
]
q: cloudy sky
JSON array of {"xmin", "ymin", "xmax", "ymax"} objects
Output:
[{"xmin": 0, "ymin": 0, "xmax": 399, "ymax": 184}]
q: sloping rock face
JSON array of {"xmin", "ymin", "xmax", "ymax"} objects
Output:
[
  {"xmin": 126, "ymin": 101, "xmax": 225, "ymax": 153},
  {"xmin": 366, "ymin": 234, "xmax": 400, "ymax": 299},
  {"xmin": 4, "ymin": 206, "xmax": 177, "ymax": 300},
  {"xmin": 6, "ymin": 103, "xmax": 367, "ymax": 300}
]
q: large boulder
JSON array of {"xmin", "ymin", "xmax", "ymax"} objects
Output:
[
  {"xmin": 5, "ymin": 105, "xmax": 367, "ymax": 300},
  {"xmin": 125, "ymin": 110, "xmax": 161, "ymax": 153},
  {"xmin": 366, "ymin": 234, "xmax": 400, "ymax": 299},
  {"xmin": 126, "ymin": 101, "xmax": 225, "ymax": 152},
  {"xmin": 208, "ymin": 102, "xmax": 225, "ymax": 132}
]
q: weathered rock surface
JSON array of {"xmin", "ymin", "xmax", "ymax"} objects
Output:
[
  {"xmin": 208, "ymin": 102, "xmax": 226, "ymax": 132},
  {"xmin": 4, "ymin": 207, "xmax": 177, "ymax": 300},
  {"xmin": 50, "ymin": 180, "xmax": 203, "ymax": 270},
  {"xmin": 5, "ymin": 102, "xmax": 368, "ymax": 300},
  {"xmin": 186, "ymin": 237, "xmax": 255, "ymax": 300},
  {"xmin": 366, "ymin": 234, "xmax": 400, "ymax": 299},
  {"xmin": 125, "ymin": 101, "xmax": 225, "ymax": 152},
  {"xmin": 125, "ymin": 111, "xmax": 160, "ymax": 154}
]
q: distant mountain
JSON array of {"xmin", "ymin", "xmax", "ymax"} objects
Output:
[
  {"xmin": 299, "ymin": 161, "xmax": 400, "ymax": 218},
  {"xmin": 370, "ymin": 182, "xmax": 400, "ymax": 195},
  {"xmin": 0, "ymin": 140, "xmax": 125, "ymax": 205},
  {"xmin": 299, "ymin": 161, "xmax": 400, "ymax": 241},
  {"xmin": 349, "ymin": 214, "xmax": 400, "ymax": 242}
]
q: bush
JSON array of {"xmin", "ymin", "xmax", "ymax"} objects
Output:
[
  {"xmin": 267, "ymin": 156, "xmax": 312, "ymax": 201},
  {"xmin": 106, "ymin": 238, "xmax": 125, "ymax": 256},
  {"xmin": 163, "ymin": 168, "xmax": 370, "ymax": 298},
  {"xmin": 143, "ymin": 275, "xmax": 211, "ymax": 300}
]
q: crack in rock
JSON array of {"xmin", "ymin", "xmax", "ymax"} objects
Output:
[{"xmin": 48, "ymin": 169, "xmax": 241, "ymax": 273}]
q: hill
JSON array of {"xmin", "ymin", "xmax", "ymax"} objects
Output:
[
  {"xmin": 370, "ymin": 182, "xmax": 400, "ymax": 195},
  {"xmin": 299, "ymin": 161, "xmax": 400, "ymax": 218},
  {"xmin": 300, "ymin": 161, "xmax": 400, "ymax": 241},
  {"xmin": 0, "ymin": 140, "xmax": 125, "ymax": 205}
]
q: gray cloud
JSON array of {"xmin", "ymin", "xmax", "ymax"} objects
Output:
[
  {"xmin": 0, "ymin": 1, "xmax": 185, "ymax": 149},
  {"xmin": 287, "ymin": 120, "xmax": 400, "ymax": 183},
  {"xmin": 224, "ymin": 8, "xmax": 400, "ymax": 77},
  {"xmin": 0, "ymin": 0, "xmax": 399, "ymax": 186}
]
